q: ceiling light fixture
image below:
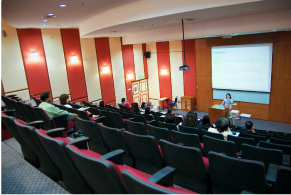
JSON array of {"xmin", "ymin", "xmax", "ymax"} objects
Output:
[
  {"xmin": 48, "ymin": 13, "xmax": 54, "ymax": 16},
  {"xmin": 179, "ymin": 19, "xmax": 190, "ymax": 72},
  {"xmin": 59, "ymin": 4, "xmax": 67, "ymax": 7},
  {"xmin": 42, "ymin": 24, "xmax": 46, "ymax": 27},
  {"xmin": 42, "ymin": 19, "xmax": 48, "ymax": 22}
]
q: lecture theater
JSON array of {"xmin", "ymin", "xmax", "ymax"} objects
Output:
[{"xmin": 2, "ymin": 0, "xmax": 291, "ymax": 194}]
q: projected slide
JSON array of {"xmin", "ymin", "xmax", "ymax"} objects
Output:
[{"xmin": 212, "ymin": 43, "xmax": 273, "ymax": 92}]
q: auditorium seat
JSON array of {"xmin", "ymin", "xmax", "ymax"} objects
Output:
[
  {"xmin": 121, "ymin": 168, "xmax": 197, "ymax": 194},
  {"xmin": 125, "ymin": 120, "xmax": 148, "ymax": 135},
  {"xmin": 15, "ymin": 120, "xmax": 61, "ymax": 180},
  {"xmin": 2, "ymin": 114, "xmax": 39, "ymax": 167},
  {"xmin": 35, "ymin": 129, "xmax": 92, "ymax": 193},
  {"xmin": 239, "ymin": 132, "xmax": 267, "ymax": 145},
  {"xmin": 171, "ymin": 130, "xmax": 202, "ymax": 149},
  {"xmin": 132, "ymin": 114, "xmax": 148, "ymax": 125},
  {"xmin": 200, "ymin": 129, "xmax": 224, "ymax": 142},
  {"xmin": 109, "ymin": 111, "xmax": 126, "ymax": 129},
  {"xmin": 274, "ymin": 165, "xmax": 291, "ymax": 194},
  {"xmin": 124, "ymin": 131, "xmax": 165, "ymax": 174},
  {"xmin": 270, "ymin": 137, "xmax": 291, "ymax": 146},
  {"xmin": 154, "ymin": 115, "xmax": 165, "ymax": 122},
  {"xmin": 159, "ymin": 140, "xmax": 209, "ymax": 193},
  {"xmin": 227, "ymin": 135, "xmax": 255, "ymax": 152},
  {"xmin": 203, "ymin": 135, "xmax": 237, "ymax": 157},
  {"xmin": 144, "ymin": 114, "xmax": 154, "ymax": 121},
  {"xmin": 208, "ymin": 151, "xmax": 267, "ymax": 194},
  {"xmin": 76, "ymin": 117, "xmax": 109, "ymax": 154},
  {"xmin": 158, "ymin": 121, "xmax": 178, "ymax": 131},
  {"xmin": 241, "ymin": 144, "xmax": 283, "ymax": 173},
  {"xmin": 99, "ymin": 110, "xmax": 115, "ymax": 127},
  {"xmin": 97, "ymin": 123, "xmax": 134, "ymax": 166},
  {"xmin": 178, "ymin": 125, "xmax": 199, "ymax": 135},
  {"xmin": 147, "ymin": 124, "xmax": 173, "ymax": 142}
]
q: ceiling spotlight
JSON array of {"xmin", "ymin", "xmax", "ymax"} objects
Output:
[
  {"xmin": 47, "ymin": 13, "xmax": 54, "ymax": 16},
  {"xmin": 42, "ymin": 24, "xmax": 46, "ymax": 27},
  {"xmin": 42, "ymin": 19, "xmax": 48, "ymax": 22},
  {"xmin": 59, "ymin": 4, "xmax": 66, "ymax": 7},
  {"xmin": 273, "ymin": 30, "xmax": 277, "ymax": 32}
]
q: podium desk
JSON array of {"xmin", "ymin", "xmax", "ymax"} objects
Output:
[
  {"xmin": 209, "ymin": 105, "xmax": 230, "ymax": 124},
  {"xmin": 181, "ymin": 96, "xmax": 195, "ymax": 111}
]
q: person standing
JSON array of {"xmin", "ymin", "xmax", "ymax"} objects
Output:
[{"xmin": 221, "ymin": 93, "xmax": 233, "ymax": 110}]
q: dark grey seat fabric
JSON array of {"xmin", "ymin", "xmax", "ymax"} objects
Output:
[
  {"xmin": 171, "ymin": 130, "xmax": 201, "ymax": 149},
  {"xmin": 275, "ymin": 165, "xmax": 291, "ymax": 194},
  {"xmin": 227, "ymin": 135, "xmax": 255, "ymax": 152},
  {"xmin": 147, "ymin": 124, "xmax": 172, "ymax": 142},
  {"xmin": 204, "ymin": 135, "xmax": 237, "ymax": 157},
  {"xmin": 126, "ymin": 120, "xmax": 148, "ymax": 135}
]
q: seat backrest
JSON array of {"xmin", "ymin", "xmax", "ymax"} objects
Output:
[
  {"xmin": 158, "ymin": 121, "xmax": 178, "ymax": 131},
  {"xmin": 65, "ymin": 144, "xmax": 127, "ymax": 193},
  {"xmin": 88, "ymin": 107, "xmax": 100, "ymax": 115},
  {"xmin": 124, "ymin": 131, "xmax": 164, "ymax": 174},
  {"xmin": 97, "ymin": 123, "xmax": 133, "ymax": 166},
  {"xmin": 99, "ymin": 110, "xmax": 114, "ymax": 127},
  {"xmin": 121, "ymin": 111, "xmax": 134, "ymax": 119},
  {"xmin": 125, "ymin": 120, "xmax": 148, "ymax": 135},
  {"xmin": 259, "ymin": 140, "xmax": 291, "ymax": 155},
  {"xmin": 32, "ymin": 107, "xmax": 54, "ymax": 130},
  {"xmin": 171, "ymin": 130, "xmax": 201, "ymax": 149},
  {"xmin": 76, "ymin": 117, "xmax": 108, "ymax": 154},
  {"xmin": 109, "ymin": 111, "xmax": 126, "ymax": 129},
  {"xmin": 144, "ymin": 114, "xmax": 154, "ymax": 121},
  {"xmin": 270, "ymin": 137, "xmax": 291, "ymax": 146},
  {"xmin": 147, "ymin": 124, "xmax": 172, "ymax": 142},
  {"xmin": 35, "ymin": 130, "xmax": 92, "ymax": 193},
  {"xmin": 227, "ymin": 135, "xmax": 255, "ymax": 152},
  {"xmin": 121, "ymin": 169, "xmax": 196, "ymax": 194},
  {"xmin": 14, "ymin": 101, "xmax": 27, "ymax": 122},
  {"xmin": 154, "ymin": 116, "xmax": 165, "ymax": 122},
  {"xmin": 239, "ymin": 132, "xmax": 267, "ymax": 145},
  {"xmin": 179, "ymin": 125, "xmax": 199, "ymax": 135},
  {"xmin": 208, "ymin": 151, "xmax": 266, "ymax": 194},
  {"xmin": 31, "ymin": 94, "xmax": 42, "ymax": 106},
  {"xmin": 241, "ymin": 144, "xmax": 283, "ymax": 172},
  {"xmin": 200, "ymin": 129, "xmax": 224, "ymax": 142},
  {"xmin": 1, "ymin": 115, "xmax": 39, "ymax": 167},
  {"xmin": 133, "ymin": 114, "xmax": 147, "ymax": 125},
  {"xmin": 276, "ymin": 135, "xmax": 291, "ymax": 141},
  {"xmin": 159, "ymin": 139, "xmax": 208, "ymax": 193},
  {"xmin": 15, "ymin": 120, "xmax": 61, "ymax": 180},
  {"xmin": 275, "ymin": 165, "xmax": 291, "ymax": 194},
  {"xmin": 74, "ymin": 109, "xmax": 90, "ymax": 120},
  {"xmin": 203, "ymin": 135, "xmax": 237, "ymax": 157}
]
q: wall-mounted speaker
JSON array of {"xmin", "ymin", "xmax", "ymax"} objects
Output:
[
  {"xmin": 2, "ymin": 30, "xmax": 7, "ymax": 37},
  {"xmin": 144, "ymin": 51, "xmax": 151, "ymax": 58}
]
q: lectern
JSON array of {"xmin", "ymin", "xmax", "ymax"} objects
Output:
[{"xmin": 209, "ymin": 105, "xmax": 230, "ymax": 124}]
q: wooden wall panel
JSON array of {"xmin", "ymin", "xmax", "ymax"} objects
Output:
[{"xmin": 195, "ymin": 31, "xmax": 291, "ymax": 123}]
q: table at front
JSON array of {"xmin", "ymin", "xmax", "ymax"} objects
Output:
[{"xmin": 209, "ymin": 105, "xmax": 230, "ymax": 124}]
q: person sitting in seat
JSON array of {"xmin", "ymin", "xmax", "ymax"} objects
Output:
[
  {"xmin": 196, "ymin": 115, "xmax": 211, "ymax": 130},
  {"xmin": 39, "ymin": 92, "xmax": 77, "ymax": 121},
  {"xmin": 208, "ymin": 117, "xmax": 232, "ymax": 140},
  {"xmin": 120, "ymin": 98, "xmax": 126, "ymax": 106},
  {"xmin": 130, "ymin": 102, "xmax": 140, "ymax": 113},
  {"xmin": 144, "ymin": 107, "xmax": 152, "ymax": 115},
  {"xmin": 244, "ymin": 121, "xmax": 256, "ymax": 133},
  {"xmin": 165, "ymin": 114, "xmax": 176, "ymax": 124},
  {"xmin": 140, "ymin": 102, "xmax": 146, "ymax": 110},
  {"xmin": 181, "ymin": 111, "xmax": 199, "ymax": 127},
  {"xmin": 99, "ymin": 101, "xmax": 105, "ymax": 108},
  {"xmin": 124, "ymin": 100, "xmax": 131, "ymax": 108},
  {"xmin": 59, "ymin": 94, "xmax": 91, "ymax": 115}
]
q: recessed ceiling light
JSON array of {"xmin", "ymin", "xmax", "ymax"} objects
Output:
[
  {"xmin": 273, "ymin": 30, "xmax": 277, "ymax": 32},
  {"xmin": 48, "ymin": 13, "xmax": 54, "ymax": 16},
  {"xmin": 59, "ymin": 4, "xmax": 66, "ymax": 7},
  {"xmin": 204, "ymin": 35, "xmax": 209, "ymax": 37},
  {"xmin": 42, "ymin": 24, "xmax": 46, "ymax": 27},
  {"xmin": 42, "ymin": 19, "xmax": 48, "ymax": 22}
]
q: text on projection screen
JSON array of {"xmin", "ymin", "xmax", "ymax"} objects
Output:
[{"xmin": 211, "ymin": 43, "xmax": 273, "ymax": 92}]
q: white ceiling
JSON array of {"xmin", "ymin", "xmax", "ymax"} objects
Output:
[{"xmin": 2, "ymin": 0, "xmax": 291, "ymax": 44}]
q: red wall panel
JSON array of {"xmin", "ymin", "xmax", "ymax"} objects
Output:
[
  {"xmin": 142, "ymin": 44, "xmax": 148, "ymax": 78},
  {"xmin": 183, "ymin": 39, "xmax": 197, "ymax": 99},
  {"xmin": 17, "ymin": 29, "xmax": 51, "ymax": 96},
  {"xmin": 157, "ymin": 42, "xmax": 172, "ymax": 101},
  {"xmin": 61, "ymin": 29, "xmax": 88, "ymax": 102},
  {"xmin": 95, "ymin": 38, "xmax": 116, "ymax": 105},
  {"xmin": 122, "ymin": 44, "xmax": 136, "ymax": 104}
]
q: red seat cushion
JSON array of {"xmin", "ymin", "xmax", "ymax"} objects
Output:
[
  {"xmin": 67, "ymin": 121, "xmax": 74, "ymax": 129},
  {"xmin": 122, "ymin": 119, "xmax": 126, "ymax": 123},
  {"xmin": 37, "ymin": 129, "xmax": 70, "ymax": 145},
  {"xmin": 70, "ymin": 145, "xmax": 102, "ymax": 159},
  {"xmin": 202, "ymin": 156, "xmax": 209, "ymax": 171},
  {"xmin": 200, "ymin": 142, "xmax": 204, "ymax": 151}
]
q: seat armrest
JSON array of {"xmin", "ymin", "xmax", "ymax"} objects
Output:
[
  {"xmin": 46, "ymin": 127, "xmax": 66, "ymax": 137},
  {"xmin": 148, "ymin": 166, "xmax": 176, "ymax": 186},
  {"xmin": 177, "ymin": 143, "xmax": 184, "ymax": 146},
  {"xmin": 2, "ymin": 109, "xmax": 16, "ymax": 116},
  {"xmin": 67, "ymin": 137, "xmax": 90, "ymax": 149},
  {"xmin": 266, "ymin": 163, "xmax": 279, "ymax": 183},
  {"xmin": 100, "ymin": 149, "xmax": 125, "ymax": 165},
  {"xmin": 26, "ymin": 120, "xmax": 45, "ymax": 128},
  {"xmin": 94, "ymin": 116, "xmax": 106, "ymax": 122}
]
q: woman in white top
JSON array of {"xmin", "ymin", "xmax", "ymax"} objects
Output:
[{"xmin": 208, "ymin": 116, "xmax": 232, "ymax": 140}]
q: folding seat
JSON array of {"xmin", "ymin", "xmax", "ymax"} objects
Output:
[
  {"xmin": 76, "ymin": 117, "xmax": 109, "ymax": 154},
  {"xmin": 144, "ymin": 114, "xmax": 154, "ymax": 121},
  {"xmin": 154, "ymin": 115, "xmax": 165, "ymax": 122},
  {"xmin": 203, "ymin": 135, "xmax": 237, "ymax": 157},
  {"xmin": 270, "ymin": 137, "xmax": 291, "ymax": 146},
  {"xmin": 178, "ymin": 125, "xmax": 199, "ymax": 135},
  {"xmin": 124, "ymin": 131, "xmax": 165, "ymax": 174},
  {"xmin": 14, "ymin": 101, "xmax": 28, "ymax": 122},
  {"xmin": 274, "ymin": 165, "xmax": 291, "ymax": 194},
  {"xmin": 159, "ymin": 140, "xmax": 209, "ymax": 193},
  {"xmin": 132, "ymin": 114, "xmax": 147, "ymax": 125},
  {"xmin": 121, "ymin": 111, "xmax": 135, "ymax": 119},
  {"xmin": 259, "ymin": 140, "xmax": 291, "ymax": 166},
  {"xmin": 121, "ymin": 168, "xmax": 197, "ymax": 194},
  {"xmin": 109, "ymin": 111, "xmax": 126, "ymax": 129},
  {"xmin": 175, "ymin": 116, "xmax": 184, "ymax": 125},
  {"xmin": 125, "ymin": 120, "xmax": 148, "ymax": 135},
  {"xmin": 227, "ymin": 135, "xmax": 255, "ymax": 152},
  {"xmin": 200, "ymin": 129, "xmax": 224, "ymax": 142},
  {"xmin": 99, "ymin": 109, "xmax": 115, "ymax": 127},
  {"xmin": 241, "ymin": 144, "xmax": 283, "ymax": 173},
  {"xmin": 147, "ymin": 124, "xmax": 173, "ymax": 142},
  {"xmin": 15, "ymin": 119, "xmax": 61, "ymax": 180},
  {"xmin": 97, "ymin": 123, "xmax": 134, "ymax": 166},
  {"xmin": 2, "ymin": 114, "xmax": 39, "ymax": 167},
  {"xmin": 151, "ymin": 111, "xmax": 163, "ymax": 116},
  {"xmin": 171, "ymin": 130, "xmax": 201, "ymax": 149},
  {"xmin": 239, "ymin": 132, "xmax": 267, "ymax": 145},
  {"xmin": 208, "ymin": 151, "xmax": 267, "ymax": 194},
  {"xmin": 158, "ymin": 121, "xmax": 178, "ymax": 131},
  {"xmin": 68, "ymin": 102, "xmax": 82, "ymax": 109}
]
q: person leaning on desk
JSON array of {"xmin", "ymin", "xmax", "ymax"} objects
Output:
[{"xmin": 221, "ymin": 93, "xmax": 236, "ymax": 126}]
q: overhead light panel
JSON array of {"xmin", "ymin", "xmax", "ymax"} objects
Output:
[{"xmin": 59, "ymin": 4, "xmax": 67, "ymax": 7}]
